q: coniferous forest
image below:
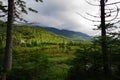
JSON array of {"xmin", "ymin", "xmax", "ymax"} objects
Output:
[{"xmin": 0, "ymin": 0, "xmax": 120, "ymax": 80}]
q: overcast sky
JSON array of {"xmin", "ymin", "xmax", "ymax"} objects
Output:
[
  {"xmin": 23, "ymin": 0, "xmax": 101, "ymax": 36},
  {"xmin": 1, "ymin": 0, "xmax": 120, "ymax": 36}
]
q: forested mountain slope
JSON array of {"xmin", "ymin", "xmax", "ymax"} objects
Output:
[
  {"xmin": 27, "ymin": 23, "xmax": 92, "ymax": 41},
  {"xmin": 41, "ymin": 27, "xmax": 92, "ymax": 40},
  {"xmin": 0, "ymin": 22, "xmax": 70, "ymax": 46}
]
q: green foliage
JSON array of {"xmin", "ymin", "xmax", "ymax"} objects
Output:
[
  {"xmin": 47, "ymin": 64, "xmax": 69, "ymax": 80},
  {"xmin": 3, "ymin": 45, "xmax": 74, "ymax": 80},
  {"xmin": 13, "ymin": 25, "xmax": 70, "ymax": 47},
  {"xmin": 1, "ymin": 21, "xmax": 120, "ymax": 80},
  {"xmin": 0, "ymin": 21, "xmax": 70, "ymax": 47},
  {"xmin": 8, "ymin": 47, "xmax": 50, "ymax": 80},
  {"xmin": 0, "ymin": 21, "xmax": 6, "ymax": 46},
  {"xmin": 67, "ymin": 38, "xmax": 120, "ymax": 80},
  {"xmin": 67, "ymin": 43, "xmax": 105, "ymax": 80}
]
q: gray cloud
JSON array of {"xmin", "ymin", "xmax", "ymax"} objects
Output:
[
  {"xmin": 24, "ymin": 0, "xmax": 102, "ymax": 36},
  {"xmin": 1, "ymin": 0, "xmax": 119, "ymax": 36}
]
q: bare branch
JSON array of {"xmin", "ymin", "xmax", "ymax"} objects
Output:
[
  {"xmin": 85, "ymin": 0, "xmax": 99, "ymax": 6},
  {"xmin": 106, "ymin": 1, "xmax": 120, "ymax": 5},
  {"xmin": 105, "ymin": 5, "xmax": 119, "ymax": 22},
  {"xmin": 86, "ymin": 12, "xmax": 100, "ymax": 18},
  {"xmin": 76, "ymin": 12, "xmax": 100, "ymax": 22},
  {"xmin": 85, "ymin": 0, "xmax": 120, "ymax": 7}
]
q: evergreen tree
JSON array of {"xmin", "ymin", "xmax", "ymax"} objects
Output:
[{"xmin": 1, "ymin": 0, "xmax": 43, "ymax": 80}]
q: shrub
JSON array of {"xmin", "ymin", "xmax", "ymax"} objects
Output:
[{"xmin": 8, "ymin": 51, "xmax": 50, "ymax": 80}]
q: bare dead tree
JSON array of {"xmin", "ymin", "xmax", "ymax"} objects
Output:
[
  {"xmin": 100, "ymin": 0, "xmax": 110, "ymax": 77},
  {"xmin": 77, "ymin": 0, "xmax": 120, "ymax": 78}
]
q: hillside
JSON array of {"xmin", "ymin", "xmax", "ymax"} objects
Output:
[
  {"xmin": 0, "ymin": 22, "xmax": 70, "ymax": 46},
  {"xmin": 0, "ymin": 21, "xmax": 90, "ymax": 47},
  {"xmin": 27, "ymin": 23, "xmax": 92, "ymax": 41},
  {"xmin": 15, "ymin": 26, "xmax": 69, "ymax": 42},
  {"xmin": 41, "ymin": 27, "xmax": 92, "ymax": 41}
]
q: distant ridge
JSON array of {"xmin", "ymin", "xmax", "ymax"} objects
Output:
[
  {"xmin": 39, "ymin": 27, "xmax": 91, "ymax": 41},
  {"xmin": 27, "ymin": 23, "xmax": 92, "ymax": 41}
]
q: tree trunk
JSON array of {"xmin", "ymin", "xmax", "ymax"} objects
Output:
[
  {"xmin": 100, "ymin": 0, "xmax": 111, "ymax": 77},
  {"xmin": 2, "ymin": 0, "xmax": 14, "ymax": 80}
]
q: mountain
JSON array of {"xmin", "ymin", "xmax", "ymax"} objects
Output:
[
  {"xmin": 39, "ymin": 27, "xmax": 92, "ymax": 41},
  {"xmin": 26, "ymin": 22, "xmax": 92, "ymax": 41},
  {"xmin": 14, "ymin": 26, "xmax": 71, "ymax": 45},
  {"xmin": 0, "ymin": 22, "xmax": 70, "ymax": 46}
]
